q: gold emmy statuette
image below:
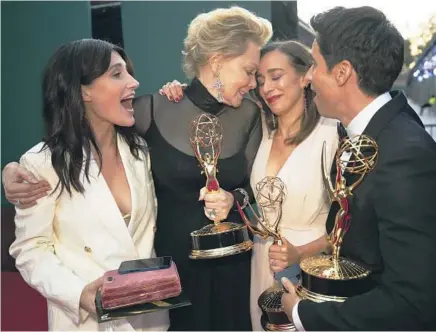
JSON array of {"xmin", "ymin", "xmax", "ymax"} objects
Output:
[
  {"xmin": 296, "ymin": 135, "xmax": 379, "ymax": 303},
  {"xmin": 189, "ymin": 113, "xmax": 253, "ymax": 260},
  {"xmin": 237, "ymin": 176, "xmax": 294, "ymax": 331}
]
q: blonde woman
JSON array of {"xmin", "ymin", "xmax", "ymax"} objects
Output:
[{"xmin": 3, "ymin": 7, "xmax": 272, "ymax": 331}]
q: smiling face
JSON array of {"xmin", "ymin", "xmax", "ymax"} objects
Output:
[
  {"xmin": 216, "ymin": 41, "xmax": 260, "ymax": 107},
  {"xmin": 257, "ymin": 50, "xmax": 306, "ymax": 116},
  {"xmin": 82, "ymin": 51, "xmax": 139, "ymax": 127},
  {"xmin": 306, "ymin": 41, "xmax": 341, "ymax": 119}
]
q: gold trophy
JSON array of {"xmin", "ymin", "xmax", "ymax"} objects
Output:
[
  {"xmin": 296, "ymin": 135, "xmax": 379, "ymax": 302},
  {"xmin": 237, "ymin": 176, "xmax": 294, "ymax": 331},
  {"xmin": 189, "ymin": 113, "xmax": 253, "ymax": 259}
]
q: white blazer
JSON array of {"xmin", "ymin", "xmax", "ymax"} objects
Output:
[{"xmin": 9, "ymin": 135, "xmax": 170, "ymax": 331}]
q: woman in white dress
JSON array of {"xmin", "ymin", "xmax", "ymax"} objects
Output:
[
  {"xmin": 8, "ymin": 39, "xmax": 169, "ymax": 331},
  {"xmin": 250, "ymin": 40, "xmax": 338, "ymax": 331}
]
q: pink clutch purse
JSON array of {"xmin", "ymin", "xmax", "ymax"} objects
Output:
[{"xmin": 101, "ymin": 261, "xmax": 182, "ymax": 310}]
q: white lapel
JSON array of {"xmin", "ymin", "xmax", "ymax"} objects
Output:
[
  {"xmin": 82, "ymin": 135, "xmax": 139, "ymax": 258},
  {"xmin": 118, "ymin": 136, "xmax": 157, "ymax": 258},
  {"xmin": 117, "ymin": 135, "xmax": 148, "ymax": 237}
]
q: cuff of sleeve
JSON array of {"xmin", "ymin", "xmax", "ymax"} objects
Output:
[
  {"xmin": 79, "ymin": 307, "xmax": 90, "ymax": 324},
  {"xmin": 62, "ymin": 281, "xmax": 88, "ymax": 325},
  {"xmin": 292, "ymin": 301, "xmax": 306, "ymax": 331}
]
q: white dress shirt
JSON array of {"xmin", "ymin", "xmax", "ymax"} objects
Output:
[
  {"xmin": 290, "ymin": 92, "xmax": 392, "ymax": 331},
  {"xmin": 346, "ymin": 92, "xmax": 392, "ymax": 137}
]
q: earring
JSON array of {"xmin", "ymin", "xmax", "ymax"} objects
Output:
[
  {"xmin": 303, "ymin": 87, "xmax": 309, "ymax": 115},
  {"xmin": 213, "ymin": 74, "xmax": 224, "ymax": 103},
  {"xmin": 272, "ymin": 114, "xmax": 277, "ymax": 129},
  {"xmin": 304, "ymin": 96, "xmax": 308, "ymax": 115}
]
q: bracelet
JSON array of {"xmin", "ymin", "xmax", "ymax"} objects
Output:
[{"xmin": 233, "ymin": 188, "xmax": 249, "ymax": 210}]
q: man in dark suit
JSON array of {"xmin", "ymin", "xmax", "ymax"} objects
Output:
[{"xmin": 281, "ymin": 6, "xmax": 436, "ymax": 330}]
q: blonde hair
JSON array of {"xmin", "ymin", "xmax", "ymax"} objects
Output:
[{"xmin": 182, "ymin": 6, "xmax": 273, "ymax": 78}]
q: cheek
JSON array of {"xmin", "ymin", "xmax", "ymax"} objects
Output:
[
  {"xmin": 311, "ymin": 71, "xmax": 319, "ymax": 84},
  {"xmin": 238, "ymin": 74, "xmax": 252, "ymax": 91},
  {"xmin": 277, "ymin": 77, "xmax": 291, "ymax": 91},
  {"xmin": 287, "ymin": 88, "xmax": 301, "ymax": 104},
  {"xmin": 91, "ymin": 83, "xmax": 117, "ymax": 105},
  {"xmin": 86, "ymin": 82, "xmax": 133, "ymax": 125},
  {"xmin": 280, "ymin": 77, "xmax": 300, "ymax": 98},
  {"xmin": 312, "ymin": 69, "xmax": 324, "ymax": 85},
  {"xmin": 92, "ymin": 95, "xmax": 127, "ymax": 123},
  {"xmin": 94, "ymin": 94, "xmax": 119, "ymax": 115},
  {"xmin": 224, "ymin": 72, "xmax": 250, "ymax": 95}
]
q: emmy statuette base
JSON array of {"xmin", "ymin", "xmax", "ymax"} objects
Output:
[
  {"xmin": 189, "ymin": 223, "xmax": 253, "ymax": 260},
  {"xmin": 258, "ymin": 284, "xmax": 295, "ymax": 331},
  {"xmin": 189, "ymin": 240, "xmax": 253, "ymax": 259}
]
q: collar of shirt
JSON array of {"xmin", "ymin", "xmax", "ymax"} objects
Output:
[{"xmin": 346, "ymin": 92, "xmax": 392, "ymax": 138}]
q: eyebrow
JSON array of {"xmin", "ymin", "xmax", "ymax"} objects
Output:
[
  {"xmin": 257, "ymin": 68, "xmax": 284, "ymax": 77},
  {"xmin": 266, "ymin": 68, "xmax": 284, "ymax": 73},
  {"xmin": 256, "ymin": 68, "xmax": 284, "ymax": 79},
  {"xmin": 246, "ymin": 63, "xmax": 258, "ymax": 70},
  {"xmin": 108, "ymin": 62, "xmax": 125, "ymax": 71}
]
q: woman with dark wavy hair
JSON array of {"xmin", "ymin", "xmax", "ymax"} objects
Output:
[{"xmin": 8, "ymin": 39, "xmax": 169, "ymax": 331}]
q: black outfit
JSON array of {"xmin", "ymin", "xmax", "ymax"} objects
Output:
[
  {"xmin": 298, "ymin": 91, "xmax": 436, "ymax": 330},
  {"xmin": 132, "ymin": 78, "xmax": 261, "ymax": 331}
]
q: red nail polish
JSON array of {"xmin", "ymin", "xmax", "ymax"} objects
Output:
[{"xmin": 175, "ymin": 98, "xmax": 180, "ymax": 102}]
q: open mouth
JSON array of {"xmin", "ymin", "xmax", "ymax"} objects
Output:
[{"xmin": 121, "ymin": 96, "xmax": 134, "ymax": 109}]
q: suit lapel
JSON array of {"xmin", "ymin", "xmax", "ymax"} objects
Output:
[
  {"xmin": 83, "ymin": 136, "xmax": 139, "ymax": 257},
  {"xmin": 348, "ymin": 92, "xmax": 422, "ymax": 188},
  {"xmin": 362, "ymin": 91, "xmax": 423, "ymax": 139},
  {"xmin": 117, "ymin": 135, "xmax": 148, "ymax": 238},
  {"xmin": 326, "ymin": 91, "xmax": 420, "ymax": 232},
  {"xmin": 330, "ymin": 91, "xmax": 420, "ymax": 185}
]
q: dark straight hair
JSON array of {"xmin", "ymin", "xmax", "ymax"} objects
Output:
[
  {"xmin": 310, "ymin": 6, "xmax": 404, "ymax": 96},
  {"xmin": 41, "ymin": 38, "xmax": 146, "ymax": 196},
  {"xmin": 255, "ymin": 40, "xmax": 320, "ymax": 145}
]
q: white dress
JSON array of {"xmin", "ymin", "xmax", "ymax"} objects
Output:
[{"xmin": 249, "ymin": 114, "xmax": 338, "ymax": 331}]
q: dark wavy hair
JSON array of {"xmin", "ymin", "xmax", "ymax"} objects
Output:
[
  {"xmin": 255, "ymin": 40, "xmax": 320, "ymax": 145},
  {"xmin": 41, "ymin": 39, "xmax": 146, "ymax": 196}
]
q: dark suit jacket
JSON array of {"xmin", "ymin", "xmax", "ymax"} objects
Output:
[{"xmin": 298, "ymin": 91, "xmax": 436, "ymax": 330}]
